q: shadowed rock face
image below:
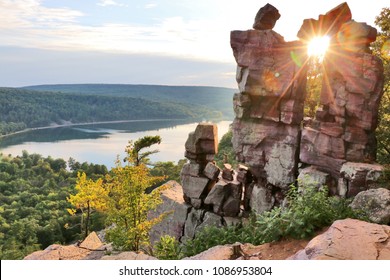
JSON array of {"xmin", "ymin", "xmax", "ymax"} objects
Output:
[{"xmin": 252, "ymin": 3, "xmax": 281, "ymax": 30}]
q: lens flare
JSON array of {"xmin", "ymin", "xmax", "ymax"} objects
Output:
[{"xmin": 307, "ymin": 36, "xmax": 330, "ymax": 57}]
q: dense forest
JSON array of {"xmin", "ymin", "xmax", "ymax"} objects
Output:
[
  {"xmin": 23, "ymin": 84, "xmax": 235, "ymax": 118},
  {"xmin": 0, "ymin": 86, "xmax": 232, "ymax": 135},
  {"xmin": 0, "ymin": 151, "xmax": 108, "ymax": 259}
]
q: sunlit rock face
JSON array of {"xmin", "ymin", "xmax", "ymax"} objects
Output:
[
  {"xmin": 229, "ymin": 1, "xmax": 384, "ymax": 205},
  {"xmin": 178, "ymin": 2, "xmax": 384, "ymax": 223},
  {"xmin": 299, "ymin": 2, "xmax": 384, "ymax": 195},
  {"xmin": 297, "ymin": 2, "xmax": 352, "ymax": 41},
  {"xmin": 230, "ymin": 28, "xmax": 308, "ymax": 190}
]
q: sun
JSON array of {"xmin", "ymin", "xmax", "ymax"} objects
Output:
[{"xmin": 307, "ymin": 36, "xmax": 330, "ymax": 57}]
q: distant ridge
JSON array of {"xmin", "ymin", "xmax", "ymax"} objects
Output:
[
  {"xmin": 1, "ymin": 85, "xmax": 233, "ymax": 136},
  {"xmin": 23, "ymin": 84, "xmax": 235, "ymax": 118}
]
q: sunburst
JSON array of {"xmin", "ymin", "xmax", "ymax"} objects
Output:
[{"xmin": 307, "ymin": 36, "xmax": 330, "ymax": 58}]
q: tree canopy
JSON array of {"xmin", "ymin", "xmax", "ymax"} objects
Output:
[{"xmin": 373, "ymin": 7, "xmax": 390, "ymax": 164}]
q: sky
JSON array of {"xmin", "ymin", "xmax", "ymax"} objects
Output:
[{"xmin": 0, "ymin": 0, "xmax": 388, "ymax": 88}]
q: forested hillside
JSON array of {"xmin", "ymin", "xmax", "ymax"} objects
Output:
[
  {"xmin": 0, "ymin": 152, "xmax": 108, "ymax": 259},
  {"xmin": 23, "ymin": 84, "xmax": 235, "ymax": 118},
  {"xmin": 0, "ymin": 87, "xmax": 221, "ymax": 135}
]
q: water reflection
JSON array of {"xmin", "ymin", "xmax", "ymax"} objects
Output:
[{"xmin": 0, "ymin": 119, "xmax": 232, "ymax": 169}]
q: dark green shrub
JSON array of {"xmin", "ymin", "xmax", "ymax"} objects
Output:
[
  {"xmin": 181, "ymin": 183, "xmax": 367, "ymax": 258},
  {"xmin": 154, "ymin": 235, "xmax": 181, "ymax": 260}
]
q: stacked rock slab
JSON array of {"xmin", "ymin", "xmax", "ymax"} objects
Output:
[
  {"xmin": 230, "ymin": 3, "xmax": 308, "ymax": 213},
  {"xmin": 181, "ymin": 123, "xmax": 219, "ymax": 208},
  {"xmin": 181, "ymin": 123, "xmax": 244, "ymax": 218},
  {"xmin": 298, "ymin": 2, "xmax": 384, "ymax": 197}
]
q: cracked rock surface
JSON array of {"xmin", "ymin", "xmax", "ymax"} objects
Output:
[{"xmin": 289, "ymin": 219, "xmax": 390, "ymax": 260}]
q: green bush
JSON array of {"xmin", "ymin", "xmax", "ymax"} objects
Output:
[
  {"xmin": 181, "ymin": 183, "xmax": 367, "ymax": 258},
  {"xmin": 154, "ymin": 235, "xmax": 181, "ymax": 260},
  {"xmin": 214, "ymin": 129, "xmax": 238, "ymax": 168}
]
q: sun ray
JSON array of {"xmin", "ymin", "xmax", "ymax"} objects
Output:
[{"xmin": 307, "ymin": 36, "xmax": 330, "ymax": 58}]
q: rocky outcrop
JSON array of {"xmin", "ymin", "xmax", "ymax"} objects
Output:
[
  {"xmin": 297, "ymin": 3, "xmax": 383, "ymax": 190},
  {"xmin": 231, "ymin": 27, "xmax": 307, "ymax": 193},
  {"xmin": 183, "ymin": 244, "xmax": 237, "ymax": 260},
  {"xmin": 338, "ymin": 163, "xmax": 383, "ymax": 197},
  {"xmin": 181, "ymin": 123, "xmax": 219, "ymax": 206},
  {"xmin": 149, "ymin": 180, "xmax": 190, "ymax": 244},
  {"xmin": 289, "ymin": 219, "xmax": 390, "ymax": 260},
  {"xmin": 297, "ymin": 2, "xmax": 352, "ymax": 40},
  {"xmin": 300, "ymin": 46, "xmax": 384, "ymax": 183},
  {"xmin": 101, "ymin": 252, "xmax": 157, "ymax": 260},
  {"xmin": 24, "ymin": 231, "xmax": 107, "ymax": 260},
  {"xmin": 252, "ymin": 3, "xmax": 280, "ymax": 30},
  {"xmin": 185, "ymin": 240, "xmax": 308, "ymax": 260},
  {"xmin": 350, "ymin": 188, "xmax": 390, "ymax": 224},
  {"xmin": 228, "ymin": 2, "xmax": 384, "ymax": 210},
  {"xmin": 175, "ymin": 2, "xmax": 385, "ymax": 246},
  {"xmin": 181, "ymin": 123, "xmax": 249, "ymax": 220}
]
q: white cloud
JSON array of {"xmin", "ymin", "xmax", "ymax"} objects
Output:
[
  {"xmin": 145, "ymin": 3, "xmax": 157, "ymax": 9},
  {"xmin": 97, "ymin": 0, "xmax": 126, "ymax": 7},
  {"xmin": 0, "ymin": 0, "xmax": 240, "ymax": 63}
]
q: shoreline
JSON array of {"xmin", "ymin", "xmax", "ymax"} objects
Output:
[{"xmin": 0, "ymin": 118, "xmax": 192, "ymax": 139}]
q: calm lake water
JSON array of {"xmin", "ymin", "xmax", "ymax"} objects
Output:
[{"xmin": 0, "ymin": 119, "xmax": 232, "ymax": 169}]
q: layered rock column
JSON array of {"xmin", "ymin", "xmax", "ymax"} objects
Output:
[
  {"xmin": 230, "ymin": 4, "xmax": 308, "ymax": 212},
  {"xmin": 180, "ymin": 123, "xmax": 245, "ymax": 218},
  {"xmin": 298, "ymin": 2, "xmax": 384, "ymax": 197},
  {"xmin": 181, "ymin": 123, "xmax": 219, "ymax": 208}
]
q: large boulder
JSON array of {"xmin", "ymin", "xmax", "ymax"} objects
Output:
[
  {"xmin": 184, "ymin": 123, "xmax": 218, "ymax": 156},
  {"xmin": 337, "ymin": 20, "xmax": 377, "ymax": 53},
  {"xmin": 338, "ymin": 162, "xmax": 383, "ymax": 197},
  {"xmin": 183, "ymin": 244, "xmax": 235, "ymax": 260},
  {"xmin": 24, "ymin": 244, "xmax": 92, "ymax": 260},
  {"xmin": 297, "ymin": 2, "xmax": 351, "ymax": 39},
  {"xmin": 79, "ymin": 231, "xmax": 104, "ymax": 250},
  {"xmin": 101, "ymin": 252, "xmax": 157, "ymax": 260},
  {"xmin": 149, "ymin": 181, "xmax": 191, "ymax": 244},
  {"xmin": 289, "ymin": 219, "xmax": 390, "ymax": 260},
  {"xmin": 250, "ymin": 183, "xmax": 275, "ymax": 214},
  {"xmin": 350, "ymin": 188, "xmax": 390, "ymax": 224},
  {"xmin": 24, "ymin": 231, "xmax": 106, "ymax": 260},
  {"xmin": 252, "ymin": 3, "xmax": 280, "ymax": 30}
]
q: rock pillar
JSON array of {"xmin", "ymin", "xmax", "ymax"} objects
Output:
[{"xmin": 230, "ymin": 4, "xmax": 308, "ymax": 198}]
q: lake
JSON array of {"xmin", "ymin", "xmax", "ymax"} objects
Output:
[{"xmin": 0, "ymin": 119, "xmax": 232, "ymax": 169}]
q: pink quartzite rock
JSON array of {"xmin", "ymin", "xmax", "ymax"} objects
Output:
[
  {"xmin": 289, "ymin": 219, "xmax": 390, "ymax": 260},
  {"xmin": 297, "ymin": 2, "xmax": 352, "ymax": 40},
  {"xmin": 231, "ymin": 24, "xmax": 308, "ymax": 189},
  {"xmin": 181, "ymin": 123, "xmax": 219, "ymax": 209},
  {"xmin": 300, "ymin": 48, "xmax": 384, "ymax": 176},
  {"xmin": 148, "ymin": 181, "xmax": 191, "ymax": 244},
  {"xmin": 203, "ymin": 162, "xmax": 220, "ymax": 181},
  {"xmin": 338, "ymin": 162, "xmax": 383, "ymax": 197},
  {"xmin": 184, "ymin": 123, "xmax": 218, "ymax": 157},
  {"xmin": 232, "ymin": 118, "xmax": 301, "ymax": 187},
  {"xmin": 337, "ymin": 20, "xmax": 377, "ymax": 53},
  {"xmin": 252, "ymin": 3, "xmax": 281, "ymax": 30},
  {"xmin": 24, "ymin": 231, "xmax": 105, "ymax": 260}
]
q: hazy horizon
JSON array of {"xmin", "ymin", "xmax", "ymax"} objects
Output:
[{"xmin": 0, "ymin": 0, "xmax": 388, "ymax": 88}]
